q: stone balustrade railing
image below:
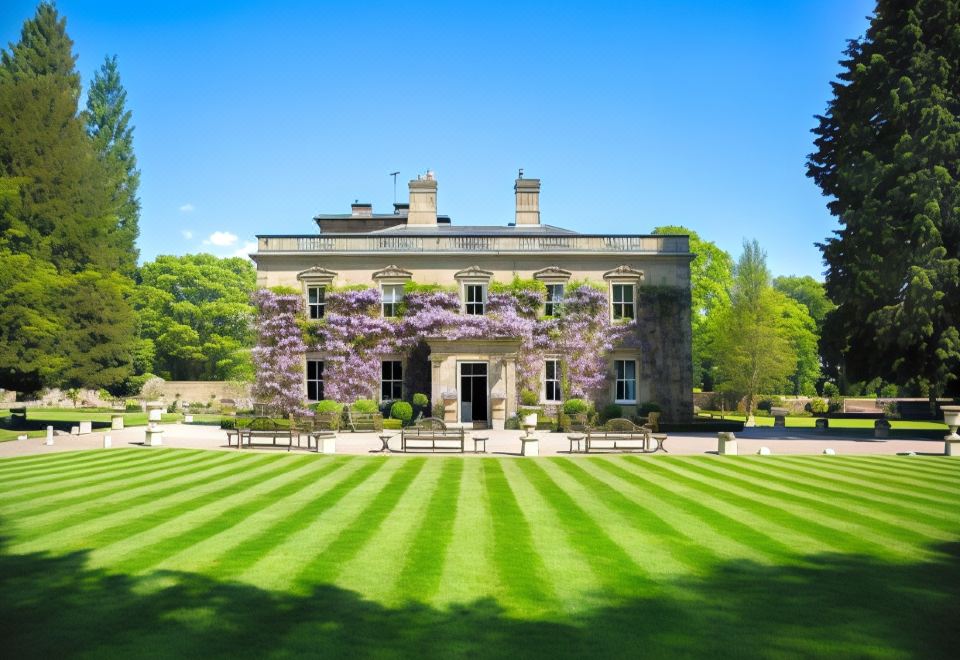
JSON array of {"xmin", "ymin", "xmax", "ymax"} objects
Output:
[{"xmin": 256, "ymin": 234, "xmax": 690, "ymax": 255}]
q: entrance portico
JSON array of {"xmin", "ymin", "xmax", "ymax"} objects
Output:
[{"xmin": 427, "ymin": 337, "xmax": 520, "ymax": 429}]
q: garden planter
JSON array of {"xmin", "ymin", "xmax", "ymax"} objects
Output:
[
  {"xmin": 521, "ymin": 413, "xmax": 538, "ymax": 428},
  {"xmin": 941, "ymin": 405, "xmax": 960, "ymax": 455}
]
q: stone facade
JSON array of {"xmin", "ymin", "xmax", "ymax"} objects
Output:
[{"xmin": 251, "ymin": 173, "xmax": 695, "ymax": 423}]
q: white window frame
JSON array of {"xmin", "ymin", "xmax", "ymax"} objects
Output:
[
  {"xmin": 611, "ymin": 283, "xmax": 636, "ymax": 321},
  {"xmin": 463, "ymin": 283, "xmax": 487, "ymax": 316},
  {"xmin": 307, "ymin": 285, "xmax": 326, "ymax": 320},
  {"xmin": 306, "ymin": 359, "xmax": 324, "ymax": 402},
  {"xmin": 614, "ymin": 359, "xmax": 637, "ymax": 404},
  {"xmin": 381, "ymin": 284, "xmax": 404, "ymax": 318},
  {"xmin": 381, "ymin": 360, "xmax": 403, "ymax": 401},
  {"xmin": 543, "ymin": 359, "xmax": 562, "ymax": 403},
  {"xmin": 544, "ymin": 283, "xmax": 564, "ymax": 316}
]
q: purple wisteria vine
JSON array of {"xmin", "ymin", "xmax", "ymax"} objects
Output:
[{"xmin": 254, "ymin": 283, "xmax": 636, "ymax": 407}]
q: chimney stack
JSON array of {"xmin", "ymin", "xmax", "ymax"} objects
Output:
[
  {"xmin": 350, "ymin": 202, "xmax": 373, "ymax": 217},
  {"xmin": 407, "ymin": 170, "xmax": 437, "ymax": 226},
  {"xmin": 514, "ymin": 174, "xmax": 540, "ymax": 226}
]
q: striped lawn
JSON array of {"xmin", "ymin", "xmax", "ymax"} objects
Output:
[{"xmin": 1, "ymin": 449, "xmax": 958, "ymax": 659}]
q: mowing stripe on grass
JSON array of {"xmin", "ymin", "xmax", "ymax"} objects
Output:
[
  {"xmin": 586, "ymin": 458, "xmax": 801, "ymax": 561},
  {"xmin": 683, "ymin": 458, "xmax": 951, "ymax": 544},
  {"xmin": 336, "ymin": 459, "xmax": 447, "ymax": 601},
  {"xmin": 5, "ymin": 451, "xmax": 241, "ymax": 520},
  {"xmin": 88, "ymin": 454, "xmax": 326, "ymax": 569},
  {"xmin": 786, "ymin": 457, "xmax": 960, "ymax": 496},
  {"xmin": 709, "ymin": 459, "xmax": 960, "ymax": 535},
  {"xmin": 0, "ymin": 449, "xmax": 179, "ymax": 491},
  {"xmin": 433, "ymin": 459, "xmax": 499, "ymax": 609},
  {"xmin": 393, "ymin": 459, "xmax": 464, "ymax": 602},
  {"xmin": 854, "ymin": 456, "xmax": 960, "ymax": 480},
  {"xmin": 795, "ymin": 455, "xmax": 960, "ymax": 486},
  {"xmin": 180, "ymin": 458, "xmax": 386, "ymax": 578},
  {"xmin": 0, "ymin": 448, "xmax": 155, "ymax": 478},
  {"xmin": 0, "ymin": 450, "xmax": 224, "ymax": 511},
  {"xmin": 119, "ymin": 457, "xmax": 350, "ymax": 573},
  {"xmin": 292, "ymin": 458, "xmax": 427, "ymax": 591},
  {"xmin": 481, "ymin": 459, "xmax": 555, "ymax": 610},
  {"xmin": 762, "ymin": 458, "xmax": 960, "ymax": 512},
  {"xmin": 640, "ymin": 458, "xmax": 905, "ymax": 557},
  {"xmin": 11, "ymin": 453, "xmax": 287, "ymax": 554},
  {"xmin": 216, "ymin": 458, "xmax": 389, "ymax": 580},
  {"xmin": 547, "ymin": 458, "xmax": 718, "ymax": 572},
  {"xmin": 514, "ymin": 459, "xmax": 653, "ymax": 598}
]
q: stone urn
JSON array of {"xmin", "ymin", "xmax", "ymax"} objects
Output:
[{"xmin": 942, "ymin": 405, "xmax": 960, "ymax": 456}]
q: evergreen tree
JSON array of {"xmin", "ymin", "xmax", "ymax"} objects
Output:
[
  {"xmin": 807, "ymin": 0, "xmax": 960, "ymax": 399},
  {"xmin": 84, "ymin": 55, "xmax": 140, "ymax": 275},
  {"xmin": 0, "ymin": 2, "xmax": 79, "ymax": 95}
]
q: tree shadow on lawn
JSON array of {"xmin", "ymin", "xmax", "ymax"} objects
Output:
[{"xmin": 1, "ymin": 537, "xmax": 958, "ymax": 659}]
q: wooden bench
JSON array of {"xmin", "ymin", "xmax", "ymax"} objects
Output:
[
  {"xmin": 346, "ymin": 409, "xmax": 384, "ymax": 432},
  {"xmin": 237, "ymin": 416, "xmax": 294, "ymax": 451},
  {"xmin": 289, "ymin": 414, "xmax": 336, "ymax": 451},
  {"xmin": 400, "ymin": 417, "xmax": 466, "ymax": 453},
  {"xmin": 586, "ymin": 418, "xmax": 654, "ymax": 453}
]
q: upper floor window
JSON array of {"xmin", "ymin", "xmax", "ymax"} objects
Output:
[
  {"xmin": 464, "ymin": 284, "xmax": 486, "ymax": 315},
  {"xmin": 544, "ymin": 359, "xmax": 562, "ymax": 402},
  {"xmin": 307, "ymin": 360, "xmax": 324, "ymax": 401},
  {"xmin": 382, "ymin": 284, "xmax": 404, "ymax": 317},
  {"xmin": 614, "ymin": 359, "xmax": 637, "ymax": 403},
  {"xmin": 611, "ymin": 284, "xmax": 635, "ymax": 320},
  {"xmin": 381, "ymin": 360, "xmax": 403, "ymax": 400},
  {"xmin": 544, "ymin": 284, "xmax": 564, "ymax": 316},
  {"xmin": 307, "ymin": 286, "xmax": 326, "ymax": 320}
]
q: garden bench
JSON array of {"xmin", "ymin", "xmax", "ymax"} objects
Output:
[
  {"xmin": 289, "ymin": 414, "xmax": 336, "ymax": 451},
  {"xmin": 238, "ymin": 416, "xmax": 294, "ymax": 451},
  {"xmin": 400, "ymin": 417, "xmax": 466, "ymax": 453},
  {"xmin": 346, "ymin": 409, "xmax": 384, "ymax": 432},
  {"xmin": 586, "ymin": 418, "xmax": 655, "ymax": 453}
]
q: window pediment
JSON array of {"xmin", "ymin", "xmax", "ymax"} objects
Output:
[
  {"xmin": 372, "ymin": 265, "xmax": 413, "ymax": 281},
  {"xmin": 603, "ymin": 265, "xmax": 644, "ymax": 282},
  {"xmin": 297, "ymin": 266, "xmax": 337, "ymax": 284},
  {"xmin": 532, "ymin": 266, "xmax": 572, "ymax": 282},
  {"xmin": 454, "ymin": 265, "xmax": 494, "ymax": 281}
]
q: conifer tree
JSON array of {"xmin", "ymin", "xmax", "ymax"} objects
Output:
[
  {"xmin": 85, "ymin": 55, "xmax": 140, "ymax": 275},
  {"xmin": 808, "ymin": 0, "xmax": 960, "ymax": 399}
]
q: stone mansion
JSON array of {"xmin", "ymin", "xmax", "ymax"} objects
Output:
[{"xmin": 251, "ymin": 173, "xmax": 694, "ymax": 426}]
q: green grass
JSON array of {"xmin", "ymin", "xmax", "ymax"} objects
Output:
[
  {"xmin": 703, "ymin": 412, "xmax": 948, "ymax": 430},
  {"xmin": 1, "ymin": 450, "xmax": 958, "ymax": 658}
]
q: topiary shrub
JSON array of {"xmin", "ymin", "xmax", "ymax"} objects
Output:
[
  {"xmin": 519, "ymin": 389, "xmax": 539, "ymax": 406},
  {"xmin": 806, "ymin": 397, "xmax": 829, "ymax": 415},
  {"xmin": 600, "ymin": 403, "xmax": 623, "ymax": 422},
  {"xmin": 312, "ymin": 400, "xmax": 344, "ymax": 415},
  {"xmin": 390, "ymin": 401, "xmax": 413, "ymax": 425},
  {"xmin": 351, "ymin": 399, "xmax": 378, "ymax": 414},
  {"xmin": 412, "ymin": 393, "xmax": 429, "ymax": 408},
  {"xmin": 562, "ymin": 398, "xmax": 591, "ymax": 415}
]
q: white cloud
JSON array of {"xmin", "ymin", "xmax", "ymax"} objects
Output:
[
  {"xmin": 204, "ymin": 231, "xmax": 238, "ymax": 247},
  {"xmin": 233, "ymin": 240, "xmax": 257, "ymax": 259},
  {"xmin": 181, "ymin": 230, "xmax": 193, "ymax": 240},
  {"xmin": 179, "ymin": 203, "xmax": 195, "ymax": 213}
]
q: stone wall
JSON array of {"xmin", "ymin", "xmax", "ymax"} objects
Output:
[
  {"xmin": 157, "ymin": 381, "xmax": 252, "ymax": 407},
  {"xmin": 635, "ymin": 287, "xmax": 694, "ymax": 422}
]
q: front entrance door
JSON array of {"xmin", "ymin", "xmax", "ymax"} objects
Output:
[{"xmin": 459, "ymin": 362, "xmax": 488, "ymax": 425}]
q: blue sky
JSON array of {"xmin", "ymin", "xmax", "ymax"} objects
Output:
[{"xmin": 1, "ymin": 1, "xmax": 875, "ymax": 277}]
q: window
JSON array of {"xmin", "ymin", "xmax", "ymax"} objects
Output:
[
  {"xmin": 382, "ymin": 284, "xmax": 404, "ymax": 317},
  {"xmin": 544, "ymin": 284, "xmax": 564, "ymax": 316},
  {"xmin": 464, "ymin": 284, "xmax": 486, "ymax": 315},
  {"xmin": 381, "ymin": 360, "xmax": 403, "ymax": 400},
  {"xmin": 307, "ymin": 286, "xmax": 326, "ymax": 319},
  {"xmin": 307, "ymin": 360, "xmax": 324, "ymax": 401},
  {"xmin": 544, "ymin": 359, "xmax": 562, "ymax": 402},
  {"xmin": 614, "ymin": 360, "xmax": 637, "ymax": 403},
  {"xmin": 611, "ymin": 284, "xmax": 635, "ymax": 320}
]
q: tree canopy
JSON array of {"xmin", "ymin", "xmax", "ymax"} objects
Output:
[{"xmin": 808, "ymin": 0, "xmax": 960, "ymax": 398}]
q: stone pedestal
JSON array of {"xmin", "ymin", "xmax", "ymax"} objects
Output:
[
  {"xmin": 874, "ymin": 419, "xmax": 891, "ymax": 439},
  {"xmin": 442, "ymin": 397, "xmax": 457, "ymax": 424},
  {"xmin": 319, "ymin": 435, "xmax": 336, "ymax": 455},
  {"xmin": 946, "ymin": 441, "xmax": 958, "ymax": 457},
  {"xmin": 717, "ymin": 432, "xmax": 738, "ymax": 456},
  {"xmin": 815, "ymin": 418, "xmax": 829, "ymax": 432},
  {"xmin": 145, "ymin": 429, "xmax": 163, "ymax": 446},
  {"xmin": 45, "ymin": 426, "xmax": 54, "ymax": 446},
  {"xmin": 773, "ymin": 415, "xmax": 786, "ymax": 428},
  {"xmin": 521, "ymin": 437, "xmax": 539, "ymax": 457},
  {"xmin": 111, "ymin": 415, "xmax": 124, "ymax": 430},
  {"xmin": 490, "ymin": 395, "xmax": 506, "ymax": 430},
  {"xmin": 103, "ymin": 435, "xmax": 112, "ymax": 449},
  {"xmin": 78, "ymin": 421, "xmax": 92, "ymax": 435}
]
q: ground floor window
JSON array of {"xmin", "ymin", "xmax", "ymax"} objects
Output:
[
  {"xmin": 544, "ymin": 359, "xmax": 562, "ymax": 402},
  {"xmin": 382, "ymin": 360, "xmax": 403, "ymax": 400},
  {"xmin": 614, "ymin": 359, "xmax": 636, "ymax": 403},
  {"xmin": 307, "ymin": 360, "xmax": 324, "ymax": 401}
]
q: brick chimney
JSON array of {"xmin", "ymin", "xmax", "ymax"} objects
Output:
[
  {"xmin": 514, "ymin": 174, "xmax": 540, "ymax": 226},
  {"xmin": 407, "ymin": 171, "xmax": 437, "ymax": 226},
  {"xmin": 351, "ymin": 202, "xmax": 373, "ymax": 217}
]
